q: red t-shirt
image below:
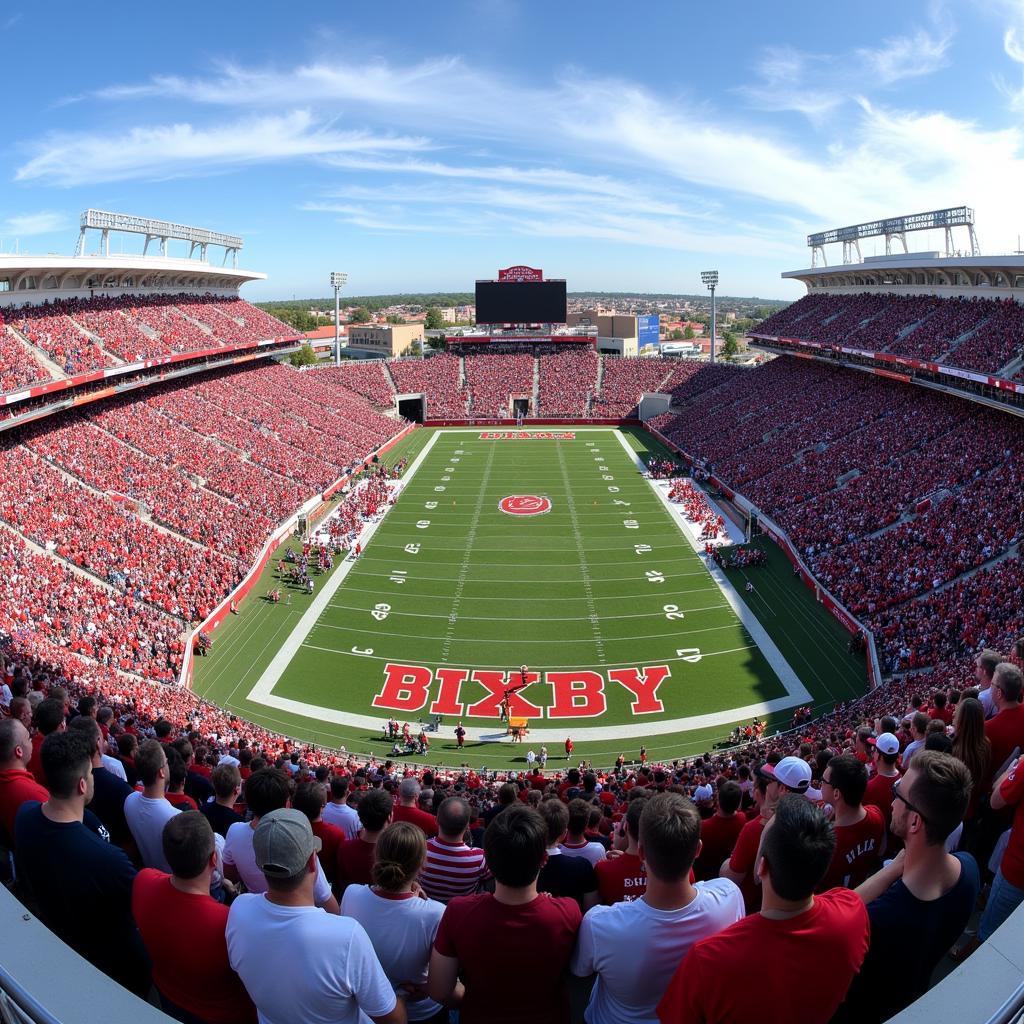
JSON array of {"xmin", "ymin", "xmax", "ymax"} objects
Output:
[
  {"xmin": 336, "ymin": 836, "xmax": 376, "ymax": 892},
  {"xmin": 728, "ymin": 815, "xmax": 767, "ymax": 914},
  {"xmin": 657, "ymin": 888, "xmax": 870, "ymax": 1024},
  {"xmin": 312, "ymin": 819, "xmax": 345, "ymax": 885},
  {"xmin": 985, "ymin": 704, "xmax": 1024, "ymax": 792},
  {"xmin": 391, "ymin": 803, "xmax": 439, "ymax": 838},
  {"xmin": 0, "ymin": 768, "xmax": 48, "ymax": 847},
  {"xmin": 694, "ymin": 813, "xmax": 745, "ymax": 882},
  {"xmin": 27, "ymin": 742, "xmax": 47, "ymax": 787},
  {"xmin": 997, "ymin": 763, "xmax": 1024, "ymax": 887},
  {"xmin": 166, "ymin": 792, "xmax": 199, "ymax": 812},
  {"xmin": 131, "ymin": 869, "xmax": 256, "ymax": 1024},
  {"xmin": 863, "ymin": 773, "xmax": 898, "ymax": 828},
  {"xmin": 594, "ymin": 851, "xmax": 647, "ymax": 904},
  {"xmin": 818, "ymin": 805, "xmax": 885, "ymax": 891},
  {"xmin": 434, "ymin": 892, "xmax": 581, "ymax": 1024}
]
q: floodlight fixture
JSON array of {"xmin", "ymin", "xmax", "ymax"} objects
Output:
[
  {"xmin": 701, "ymin": 270, "xmax": 719, "ymax": 363},
  {"xmin": 330, "ymin": 272, "xmax": 348, "ymax": 367}
]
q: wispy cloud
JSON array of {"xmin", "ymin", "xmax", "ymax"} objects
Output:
[
  {"xmin": 740, "ymin": 9, "xmax": 953, "ymax": 121},
  {"xmin": 14, "ymin": 110, "xmax": 430, "ymax": 186},
  {"xmin": 1, "ymin": 210, "xmax": 68, "ymax": 236}
]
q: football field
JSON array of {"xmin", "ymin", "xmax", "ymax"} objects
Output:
[{"xmin": 193, "ymin": 427, "xmax": 866, "ymax": 767}]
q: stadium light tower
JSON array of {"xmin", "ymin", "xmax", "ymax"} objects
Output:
[
  {"xmin": 701, "ymin": 270, "xmax": 719, "ymax": 363},
  {"xmin": 330, "ymin": 272, "xmax": 348, "ymax": 367}
]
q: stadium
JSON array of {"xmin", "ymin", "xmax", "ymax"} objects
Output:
[{"xmin": 2, "ymin": 201, "xmax": 1024, "ymax": 1024}]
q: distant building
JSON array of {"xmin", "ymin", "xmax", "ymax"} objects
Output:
[{"xmin": 347, "ymin": 323, "xmax": 423, "ymax": 357}]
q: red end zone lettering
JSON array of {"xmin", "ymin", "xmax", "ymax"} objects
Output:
[
  {"xmin": 608, "ymin": 665, "xmax": 672, "ymax": 715},
  {"xmin": 478, "ymin": 431, "xmax": 576, "ymax": 440},
  {"xmin": 371, "ymin": 663, "xmax": 431, "ymax": 712},
  {"xmin": 464, "ymin": 670, "xmax": 543, "ymax": 718},
  {"xmin": 547, "ymin": 671, "xmax": 607, "ymax": 718}
]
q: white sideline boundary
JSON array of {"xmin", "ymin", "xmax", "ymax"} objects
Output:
[{"xmin": 244, "ymin": 428, "xmax": 810, "ymax": 742}]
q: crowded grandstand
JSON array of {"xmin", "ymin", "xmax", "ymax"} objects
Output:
[{"xmin": 3, "ymin": 212, "xmax": 1024, "ymax": 1024}]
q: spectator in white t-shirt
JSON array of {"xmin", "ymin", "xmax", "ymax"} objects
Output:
[
  {"xmin": 223, "ymin": 767, "xmax": 339, "ymax": 913},
  {"xmin": 572, "ymin": 792, "xmax": 744, "ymax": 1023},
  {"xmin": 227, "ymin": 808, "xmax": 404, "ymax": 1024},
  {"xmin": 560, "ymin": 798, "xmax": 606, "ymax": 868},
  {"xmin": 323, "ymin": 775, "xmax": 362, "ymax": 839},
  {"xmin": 901, "ymin": 712, "xmax": 930, "ymax": 768},
  {"xmin": 342, "ymin": 821, "xmax": 448, "ymax": 1022},
  {"xmin": 976, "ymin": 649, "xmax": 1003, "ymax": 720},
  {"xmin": 124, "ymin": 739, "xmax": 179, "ymax": 872}
]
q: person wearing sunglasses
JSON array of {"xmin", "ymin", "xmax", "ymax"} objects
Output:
[{"xmin": 834, "ymin": 751, "xmax": 979, "ymax": 1024}]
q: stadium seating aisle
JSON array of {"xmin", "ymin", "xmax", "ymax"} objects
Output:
[
  {"xmin": 538, "ymin": 349, "xmax": 598, "ymax": 417},
  {"xmin": 0, "ymin": 309, "xmax": 54, "ymax": 392},
  {"xmin": 464, "ymin": 351, "xmax": 533, "ymax": 416}
]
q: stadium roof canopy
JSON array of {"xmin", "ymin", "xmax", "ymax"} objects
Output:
[
  {"xmin": 783, "ymin": 252, "xmax": 1024, "ymax": 300},
  {"xmin": 0, "ymin": 254, "xmax": 265, "ymax": 308}
]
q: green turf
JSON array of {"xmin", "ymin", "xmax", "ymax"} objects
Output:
[{"xmin": 193, "ymin": 427, "xmax": 866, "ymax": 767}]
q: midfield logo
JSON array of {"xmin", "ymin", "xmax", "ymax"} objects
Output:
[{"xmin": 498, "ymin": 495, "xmax": 552, "ymax": 516}]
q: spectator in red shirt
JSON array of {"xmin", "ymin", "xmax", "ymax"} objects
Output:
[
  {"xmin": 657, "ymin": 795, "xmax": 870, "ymax": 1024},
  {"xmin": 818, "ymin": 754, "xmax": 885, "ymax": 890},
  {"xmin": 429, "ymin": 804, "xmax": 582, "ymax": 1024},
  {"xmin": 26, "ymin": 698, "xmax": 65, "ymax": 786},
  {"xmin": 864, "ymin": 732, "xmax": 902, "ymax": 836},
  {"xmin": 984, "ymin": 663, "xmax": 1024, "ymax": 793},
  {"xmin": 595, "ymin": 790, "xmax": 648, "ymax": 903},
  {"xmin": 0, "ymin": 718, "xmax": 47, "ymax": 847},
  {"xmin": 337, "ymin": 788, "xmax": 393, "ymax": 894},
  {"xmin": 294, "ymin": 781, "xmax": 344, "ymax": 887},
  {"xmin": 693, "ymin": 780, "xmax": 744, "ymax": 882},
  {"xmin": 132, "ymin": 811, "xmax": 256, "ymax": 1024},
  {"xmin": 391, "ymin": 778, "xmax": 438, "ymax": 838},
  {"xmin": 165, "ymin": 749, "xmax": 200, "ymax": 812},
  {"xmin": 930, "ymin": 691, "xmax": 954, "ymax": 727}
]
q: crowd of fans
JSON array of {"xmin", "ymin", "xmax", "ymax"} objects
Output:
[
  {"xmin": 4, "ymin": 628, "xmax": 1023, "ymax": 1022},
  {"xmin": 538, "ymin": 349, "xmax": 599, "ymax": 417},
  {"xmin": 7, "ymin": 293, "xmax": 294, "ymax": 376},
  {"xmin": 757, "ymin": 291, "xmax": 1024, "ymax": 375},
  {"xmin": 464, "ymin": 352, "xmax": 533, "ymax": 417},
  {"xmin": 390, "ymin": 355, "xmax": 467, "ymax": 418},
  {"xmin": 667, "ymin": 479, "xmax": 726, "ymax": 541},
  {"xmin": 0, "ymin": 310, "xmax": 53, "ymax": 392},
  {"xmin": 652, "ymin": 356, "xmax": 1024, "ymax": 679}
]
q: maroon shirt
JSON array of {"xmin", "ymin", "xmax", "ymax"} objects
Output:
[{"xmin": 392, "ymin": 803, "xmax": 439, "ymax": 837}]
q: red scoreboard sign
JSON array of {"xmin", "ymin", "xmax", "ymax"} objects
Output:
[{"xmin": 497, "ymin": 265, "xmax": 544, "ymax": 282}]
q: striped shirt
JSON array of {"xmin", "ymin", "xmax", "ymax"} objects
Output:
[{"xmin": 419, "ymin": 836, "xmax": 490, "ymax": 903}]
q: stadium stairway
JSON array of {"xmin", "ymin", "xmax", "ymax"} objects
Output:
[
  {"xmin": 381, "ymin": 360, "xmax": 399, "ymax": 395},
  {"xmin": 458, "ymin": 355, "xmax": 467, "ymax": 389},
  {"xmin": 5, "ymin": 325, "xmax": 61, "ymax": 381},
  {"xmin": 532, "ymin": 356, "xmax": 540, "ymax": 412}
]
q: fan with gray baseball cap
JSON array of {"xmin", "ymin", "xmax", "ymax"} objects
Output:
[
  {"xmin": 253, "ymin": 807, "xmax": 322, "ymax": 880},
  {"xmin": 226, "ymin": 808, "xmax": 402, "ymax": 1024}
]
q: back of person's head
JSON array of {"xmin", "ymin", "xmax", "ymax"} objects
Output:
[
  {"xmin": 153, "ymin": 719, "xmax": 173, "ymax": 740},
  {"xmin": 211, "ymin": 762, "xmax": 241, "ymax": 800},
  {"xmin": 911, "ymin": 711, "xmax": 930, "ymax": 737},
  {"xmin": 292, "ymin": 781, "xmax": 326, "ymax": 823},
  {"xmin": 933, "ymin": 692, "xmax": 947, "ymax": 709},
  {"xmin": 760, "ymin": 795, "xmax": 835, "ymax": 901},
  {"xmin": 117, "ymin": 733, "xmax": 137, "ymax": 759},
  {"xmin": 582, "ymin": 771, "xmax": 597, "ymax": 793},
  {"xmin": 41, "ymin": 731, "xmax": 93, "ymax": 799},
  {"xmin": 567, "ymin": 768, "xmax": 580, "ymax": 785},
  {"xmin": 826, "ymin": 754, "xmax": 868, "ymax": 808},
  {"xmin": 717, "ymin": 780, "xmax": 742, "ymax": 814},
  {"xmin": 925, "ymin": 719, "xmax": 947, "ymax": 736},
  {"xmin": 66, "ymin": 715, "xmax": 101, "ymax": 752},
  {"xmin": 880, "ymin": 715, "xmax": 898, "ymax": 734},
  {"xmin": 977, "ymin": 649, "xmax": 1003, "ymax": 682},
  {"xmin": 498, "ymin": 782, "xmax": 517, "ymax": 805},
  {"xmin": 995, "ymin": 663, "xmax": 1024, "ymax": 704},
  {"xmin": 165, "ymin": 747, "xmax": 187, "ymax": 791},
  {"xmin": 538, "ymin": 797, "xmax": 569, "ymax": 846},
  {"xmin": 639, "ymin": 792, "xmax": 701, "ymax": 883},
  {"xmin": 484, "ymin": 804, "xmax": 547, "ymax": 887},
  {"xmin": 33, "ymin": 698, "xmax": 65, "ymax": 737},
  {"xmin": 76, "ymin": 695, "xmax": 97, "ymax": 718},
  {"xmin": 907, "ymin": 751, "xmax": 972, "ymax": 845},
  {"xmin": 372, "ymin": 822, "xmax": 426, "ymax": 892},
  {"xmin": 135, "ymin": 739, "xmax": 168, "ymax": 787},
  {"xmin": 244, "ymin": 767, "xmax": 292, "ymax": 818},
  {"xmin": 399, "ymin": 777, "xmax": 419, "ymax": 803},
  {"xmin": 587, "ymin": 807, "xmax": 602, "ymax": 831},
  {"xmin": 925, "ymin": 732, "xmax": 953, "ymax": 754},
  {"xmin": 566, "ymin": 798, "xmax": 590, "ymax": 836},
  {"xmin": 329, "ymin": 775, "xmax": 350, "ymax": 800},
  {"xmin": 624, "ymin": 790, "xmax": 650, "ymax": 838},
  {"xmin": 437, "ymin": 796, "xmax": 470, "ymax": 838},
  {"xmin": 163, "ymin": 811, "xmax": 215, "ymax": 879},
  {"xmin": 357, "ymin": 788, "xmax": 393, "ymax": 831},
  {"xmin": 418, "ymin": 787, "xmax": 434, "ymax": 810},
  {"xmin": 171, "ymin": 738, "xmax": 194, "ymax": 765}
]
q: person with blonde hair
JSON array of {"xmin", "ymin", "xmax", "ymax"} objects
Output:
[{"xmin": 342, "ymin": 822, "xmax": 449, "ymax": 1022}]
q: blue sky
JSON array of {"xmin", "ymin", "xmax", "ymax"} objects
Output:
[{"xmin": 4, "ymin": 1, "xmax": 1024, "ymax": 300}]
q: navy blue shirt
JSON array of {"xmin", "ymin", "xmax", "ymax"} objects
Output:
[
  {"xmin": 840, "ymin": 851, "xmax": 980, "ymax": 1023},
  {"xmin": 14, "ymin": 801, "xmax": 148, "ymax": 992}
]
